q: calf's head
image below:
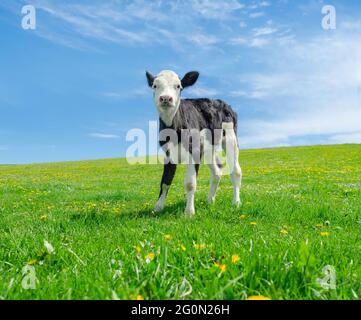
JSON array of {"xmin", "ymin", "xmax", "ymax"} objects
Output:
[{"xmin": 146, "ymin": 70, "xmax": 199, "ymax": 126}]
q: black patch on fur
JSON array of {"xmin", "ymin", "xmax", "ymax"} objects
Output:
[
  {"xmin": 195, "ymin": 164, "xmax": 200, "ymax": 176},
  {"xmin": 159, "ymin": 162, "xmax": 177, "ymax": 198},
  {"xmin": 159, "ymin": 98, "xmax": 237, "ymax": 150},
  {"xmin": 181, "ymin": 71, "xmax": 199, "ymax": 89}
]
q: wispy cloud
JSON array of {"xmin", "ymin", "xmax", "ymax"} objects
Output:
[
  {"xmin": 235, "ymin": 25, "xmax": 361, "ymax": 148},
  {"xmin": 249, "ymin": 12, "xmax": 265, "ymax": 19},
  {"xmin": 229, "ymin": 36, "xmax": 270, "ymax": 48},
  {"xmin": 88, "ymin": 133, "xmax": 120, "ymax": 139},
  {"xmin": 328, "ymin": 131, "xmax": 361, "ymax": 144},
  {"xmin": 249, "ymin": 37, "xmax": 270, "ymax": 47},
  {"xmin": 186, "ymin": 86, "xmax": 220, "ymax": 98},
  {"xmin": 189, "ymin": 33, "xmax": 219, "ymax": 46},
  {"xmin": 191, "ymin": 0, "xmax": 245, "ymax": 19},
  {"xmin": 253, "ymin": 26, "xmax": 278, "ymax": 37},
  {"xmin": 248, "ymin": 1, "xmax": 270, "ymax": 10},
  {"xmin": 1, "ymin": 0, "xmax": 274, "ymax": 52},
  {"xmin": 101, "ymin": 87, "xmax": 148, "ymax": 101}
]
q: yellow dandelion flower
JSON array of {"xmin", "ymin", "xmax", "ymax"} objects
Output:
[
  {"xmin": 320, "ymin": 232, "xmax": 331, "ymax": 237},
  {"xmin": 240, "ymin": 215, "xmax": 247, "ymax": 219},
  {"xmin": 145, "ymin": 252, "xmax": 155, "ymax": 263},
  {"xmin": 247, "ymin": 295, "xmax": 271, "ymax": 300},
  {"xmin": 214, "ymin": 262, "xmax": 226, "ymax": 272},
  {"xmin": 164, "ymin": 234, "xmax": 172, "ymax": 241},
  {"xmin": 135, "ymin": 245, "xmax": 142, "ymax": 253},
  {"xmin": 219, "ymin": 264, "xmax": 227, "ymax": 273},
  {"xmin": 40, "ymin": 215, "xmax": 48, "ymax": 221},
  {"xmin": 280, "ymin": 229, "xmax": 288, "ymax": 235},
  {"xmin": 180, "ymin": 245, "xmax": 186, "ymax": 252},
  {"xmin": 315, "ymin": 224, "xmax": 323, "ymax": 228},
  {"xmin": 232, "ymin": 255, "xmax": 240, "ymax": 264},
  {"xmin": 250, "ymin": 222, "xmax": 257, "ymax": 226},
  {"xmin": 136, "ymin": 295, "xmax": 144, "ymax": 300}
]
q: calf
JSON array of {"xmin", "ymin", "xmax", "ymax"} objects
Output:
[{"xmin": 146, "ymin": 70, "xmax": 242, "ymax": 215}]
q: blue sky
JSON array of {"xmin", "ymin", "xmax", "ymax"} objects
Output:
[{"xmin": 0, "ymin": 0, "xmax": 360, "ymax": 164}]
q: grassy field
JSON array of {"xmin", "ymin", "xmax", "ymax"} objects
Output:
[{"xmin": 0, "ymin": 144, "xmax": 360, "ymax": 300}]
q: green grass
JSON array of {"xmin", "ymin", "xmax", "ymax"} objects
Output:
[{"xmin": 0, "ymin": 144, "xmax": 360, "ymax": 300}]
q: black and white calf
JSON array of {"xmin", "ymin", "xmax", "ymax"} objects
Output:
[{"xmin": 146, "ymin": 70, "xmax": 242, "ymax": 215}]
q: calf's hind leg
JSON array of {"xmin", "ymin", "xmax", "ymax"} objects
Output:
[
  {"xmin": 207, "ymin": 155, "xmax": 222, "ymax": 204},
  {"xmin": 222, "ymin": 123, "xmax": 242, "ymax": 206}
]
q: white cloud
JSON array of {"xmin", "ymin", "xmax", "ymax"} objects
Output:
[
  {"xmin": 189, "ymin": 33, "xmax": 219, "ymax": 46},
  {"xmin": 328, "ymin": 132, "xmax": 361, "ymax": 144},
  {"xmin": 186, "ymin": 86, "xmax": 219, "ymax": 97},
  {"xmin": 249, "ymin": 37, "xmax": 270, "ymax": 47},
  {"xmin": 229, "ymin": 36, "xmax": 271, "ymax": 48},
  {"xmin": 253, "ymin": 26, "xmax": 278, "ymax": 37},
  {"xmin": 101, "ymin": 87, "xmax": 148, "ymax": 100},
  {"xmin": 340, "ymin": 20, "xmax": 361, "ymax": 31},
  {"xmin": 239, "ymin": 105, "xmax": 361, "ymax": 148},
  {"xmin": 191, "ymin": 0, "xmax": 245, "ymax": 19},
  {"xmin": 249, "ymin": 12, "xmax": 265, "ymax": 19},
  {"xmin": 248, "ymin": 1, "xmax": 270, "ymax": 10},
  {"xmin": 101, "ymin": 92, "xmax": 124, "ymax": 99},
  {"xmin": 239, "ymin": 21, "xmax": 247, "ymax": 28},
  {"xmin": 259, "ymin": 1, "xmax": 270, "ymax": 7},
  {"xmin": 236, "ymin": 27, "xmax": 361, "ymax": 148},
  {"xmin": 229, "ymin": 37, "xmax": 248, "ymax": 45},
  {"xmin": 89, "ymin": 133, "xmax": 120, "ymax": 139},
  {"xmin": 0, "ymin": 0, "xmax": 278, "ymax": 54}
]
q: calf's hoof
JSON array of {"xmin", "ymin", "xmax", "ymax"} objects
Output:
[
  {"xmin": 208, "ymin": 196, "xmax": 215, "ymax": 204},
  {"xmin": 184, "ymin": 207, "xmax": 195, "ymax": 216},
  {"xmin": 232, "ymin": 199, "xmax": 241, "ymax": 207},
  {"xmin": 154, "ymin": 202, "xmax": 164, "ymax": 213}
]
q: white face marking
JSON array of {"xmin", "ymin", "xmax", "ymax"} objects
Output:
[{"xmin": 152, "ymin": 70, "xmax": 182, "ymax": 126}]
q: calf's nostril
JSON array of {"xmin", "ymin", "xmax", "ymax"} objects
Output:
[{"xmin": 160, "ymin": 96, "xmax": 172, "ymax": 104}]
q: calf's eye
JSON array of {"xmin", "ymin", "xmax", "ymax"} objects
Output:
[{"xmin": 153, "ymin": 85, "xmax": 157, "ymax": 89}]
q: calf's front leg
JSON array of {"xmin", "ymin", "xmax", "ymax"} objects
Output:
[{"xmin": 155, "ymin": 161, "xmax": 177, "ymax": 212}]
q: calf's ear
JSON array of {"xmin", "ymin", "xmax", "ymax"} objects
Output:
[
  {"xmin": 181, "ymin": 71, "xmax": 199, "ymax": 89},
  {"xmin": 146, "ymin": 71, "xmax": 155, "ymax": 87}
]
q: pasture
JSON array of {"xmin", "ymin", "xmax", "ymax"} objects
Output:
[{"xmin": 0, "ymin": 144, "xmax": 360, "ymax": 300}]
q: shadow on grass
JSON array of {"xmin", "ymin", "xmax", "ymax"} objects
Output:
[
  {"xmin": 131, "ymin": 202, "xmax": 186, "ymax": 219},
  {"xmin": 69, "ymin": 202, "xmax": 186, "ymax": 225}
]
